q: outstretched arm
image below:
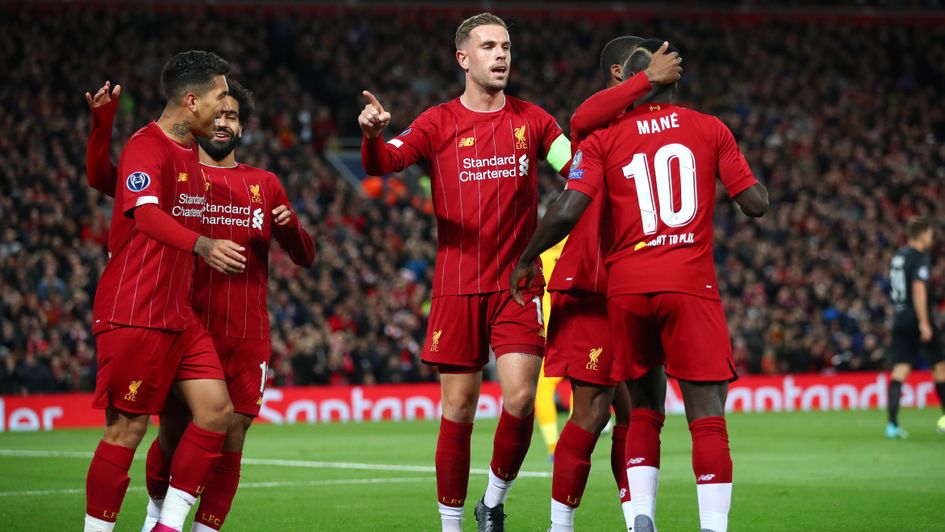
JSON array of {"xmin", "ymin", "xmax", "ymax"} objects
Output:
[
  {"xmin": 85, "ymin": 81, "xmax": 121, "ymax": 196},
  {"xmin": 509, "ymin": 190, "xmax": 592, "ymax": 304}
]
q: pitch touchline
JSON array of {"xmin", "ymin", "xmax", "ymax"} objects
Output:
[
  {"xmin": 0, "ymin": 449, "xmax": 552, "ymax": 478},
  {"xmin": 0, "ymin": 477, "xmax": 429, "ymax": 498}
]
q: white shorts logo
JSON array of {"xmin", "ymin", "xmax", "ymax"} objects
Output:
[
  {"xmin": 252, "ymin": 208, "xmax": 264, "ymax": 230},
  {"xmin": 697, "ymin": 474, "xmax": 716, "ymax": 482}
]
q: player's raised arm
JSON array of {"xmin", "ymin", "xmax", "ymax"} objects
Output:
[
  {"xmin": 359, "ymin": 90, "xmax": 433, "ymax": 176},
  {"xmin": 85, "ymin": 81, "xmax": 121, "ymax": 196}
]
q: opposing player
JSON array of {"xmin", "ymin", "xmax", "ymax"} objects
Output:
[
  {"xmin": 84, "ymin": 51, "xmax": 245, "ymax": 532},
  {"xmin": 359, "ymin": 13, "xmax": 572, "ymax": 532},
  {"xmin": 86, "ymin": 79, "xmax": 316, "ymax": 531},
  {"xmin": 885, "ymin": 217, "xmax": 945, "ymax": 438},
  {"xmin": 542, "ymin": 37, "xmax": 681, "ymax": 532},
  {"xmin": 511, "ymin": 40, "xmax": 768, "ymax": 532}
]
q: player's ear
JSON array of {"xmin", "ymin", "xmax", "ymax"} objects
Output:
[
  {"xmin": 456, "ymin": 49, "xmax": 469, "ymax": 72},
  {"xmin": 611, "ymin": 64, "xmax": 623, "ymax": 83},
  {"xmin": 183, "ymin": 91, "xmax": 199, "ymax": 113}
]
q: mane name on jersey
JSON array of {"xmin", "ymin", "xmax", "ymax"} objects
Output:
[
  {"xmin": 460, "ymin": 154, "xmax": 519, "ymax": 183},
  {"xmin": 637, "ymin": 112, "xmax": 681, "ymax": 135}
]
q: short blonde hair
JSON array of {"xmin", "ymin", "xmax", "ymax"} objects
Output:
[{"xmin": 455, "ymin": 12, "xmax": 508, "ymax": 49}]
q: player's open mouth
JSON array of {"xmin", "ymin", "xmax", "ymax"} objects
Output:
[
  {"xmin": 213, "ymin": 130, "xmax": 233, "ymax": 141},
  {"xmin": 491, "ymin": 65, "xmax": 507, "ymax": 75}
]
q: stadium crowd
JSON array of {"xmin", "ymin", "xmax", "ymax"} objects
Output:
[{"xmin": 1, "ymin": 4, "xmax": 943, "ymax": 395}]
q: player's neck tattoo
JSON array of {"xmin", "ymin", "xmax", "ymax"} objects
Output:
[{"xmin": 171, "ymin": 121, "xmax": 190, "ymax": 139}]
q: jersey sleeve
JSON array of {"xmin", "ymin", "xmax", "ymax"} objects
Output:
[
  {"xmin": 87, "ymin": 99, "xmax": 119, "ymax": 197},
  {"xmin": 913, "ymin": 254, "xmax": 932, "ymax": 285},
  {"xmin": 361, "ymin": 110, "xmax": 437, "ymax": 175},
  {"xmin": 563, "ymin": 133, "xmax": 605, "ymax": 200},
  {"xmin": 269, "ymin": 174, "xmax": 316, "ymax": 267},
  {"xmin": 714, "ymin": 117, "xmax": 759, "ymax": 198},
  {"xmin": 116, "ymin": 135, "xmax": 164, "ymax": 215},
  {"xmin": 533, "ymin": 106, "xmax": 571, "ymax": 177},
  {"xmin": 570, "ymin": 72, "xmax": 652, "ymax": 145}
]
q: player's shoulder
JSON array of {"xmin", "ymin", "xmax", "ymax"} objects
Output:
[
  {"xmin": 125, "ymin": 122, "xmax": 165, "ymax": 147},
  {"xmin": 506, "ymin": 95, "xmax": 553, "ymax": 118}
]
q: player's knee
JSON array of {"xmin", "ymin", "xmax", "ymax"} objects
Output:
[
  {"xmin": 502, "ymin": 388, "xmax": 536, "ymax": 417},
  {"xmin": 194, "ymin": 399, "xmax": 234, "ymax": 433},
  {"xmin": 103, "ymin": 414, "xmax": 149, "ymax": 448},
  {"xmin": 442, "ymin": 395, "xmax": 478, "ymax": 423},
  {"xmin": 571, "ymin": 404, "xmax": 610, "ymax": 434},
  {"xmin": 223, "ymin": 417, "xmax": 249, "ymax": 452}
]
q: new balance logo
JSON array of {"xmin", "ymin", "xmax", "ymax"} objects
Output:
[
  {"xmin": 697, "ymin": 474, "xmax": 716, "ymax": 482},
  {"xmin": 458, "ymin": 136, "xmax": 475, "ymax": 147},
  {"xmin": 252, "ymin": 208, "xmax": 264, "ymax": 230},
  {"xmin": 627, "ymin": 457, "xmax": 646, "ymax": 465}
]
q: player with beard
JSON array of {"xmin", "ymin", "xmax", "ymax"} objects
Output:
[
  {"xmin": 83, "ymin": 50, "xmax": 242, "ymax": 532},
  {"xmin": 359, "ymin": 12, "xmax": 571, "ymax": 532},
  {"xmin": 86, "ymin": 79, "xmax": 315, "ymax": 532}
]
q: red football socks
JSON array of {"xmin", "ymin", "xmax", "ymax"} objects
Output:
[
  {"xmin": 551, "ymin": 422, "xmax": 598, "ymax": 508},
  {"xmin": 490, "ymin": 408, "xmax": 534, "ymax": 481},
  {"xmin": 85, "ymin": 440, "xmax": 136, "ymax": 522},
  {"xmin": 689, "ymin": 416, "xmax": 733, "ymax": 485},
  {"xmin": 194, "ymin": 451, "xmax": 242, "ymax": 530},
  {"xmin": 145, "ymin": 437, "xmax": 171, "ymax": 500},
  {"xmin": 436, "ymin": 416, "xmax": 474, "ymax": 507},
  {"xmin": 611, "ymin": 424, "xmax": 631, "ymax": 504},
  {"xmin": 626, "ymin": 408, "xmax": 664, "ymax": 469},
  {"xmin": 168, "ymin": 423, "xmax": 226, "ymax": 497}
]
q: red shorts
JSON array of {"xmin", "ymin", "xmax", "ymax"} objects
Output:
[
  {"xmin": 545, "ymin": 291, "xmax": 616, "ymax": 386},
  {"xmin": 93, "ymin": 323, "xmax": 224, "ymax": 414},
  {"xmin": 213, "ymin": 335, "xmax": 271, "ymax": 417},
  {"xmin": 422, "ymin": 289, "xmax": 545, "ymax": 372},
  {"xmin": 608, "ymin": 293, "xmax": 736, "ymax": 383}
]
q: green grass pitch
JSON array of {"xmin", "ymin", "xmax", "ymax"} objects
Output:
[{"xmin": 0, "ymin": 408, "xmax": 942, "ymax": 531}]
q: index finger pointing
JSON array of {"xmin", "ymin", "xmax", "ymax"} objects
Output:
[
  {"xmin": 655, "ymin": 41, "xmax": 669, "ymax": 56},
  {"xmin": 362, "ymin": 90, "xmax": 385, "ymax": 114}
]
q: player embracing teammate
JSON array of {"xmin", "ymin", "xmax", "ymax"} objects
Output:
[
  {"xmin": 84, "ymin": 57, "xmax": 315, "ymax": 531},
  {"xmin": 513, "ymin": 39, "xmax": 769, "ymax": 532}
]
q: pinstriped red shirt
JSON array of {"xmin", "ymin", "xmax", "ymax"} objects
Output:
[
  {"xmin": 92, "ymin": 123, "xmax": 206, "ymax": 333},
  {"xmin": 191, "ymin": 163, "xmax": 315, "ymax": 339},
  {"xmin": 362, "ymin": 96, "xmax": 564, "ymax": 296}
]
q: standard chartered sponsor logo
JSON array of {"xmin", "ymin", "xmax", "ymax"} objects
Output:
[
  {"xmin": 459, "ymin": 154, "xmax": 530, "ymax": 182},
  {"xmin": 172, "ymin": 193, "xmax": 207, "ymax": 218},
  {"xmin": 200, "ymin": 201, "xmax": 263, "ymax": 230}
]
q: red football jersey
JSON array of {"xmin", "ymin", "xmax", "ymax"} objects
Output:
[
  {"xmin": 364, "ymin": 96, "xmax": 566, "ymax": 296},
  {"xmin": 549, "ymin": 73, "xmax": 652, "ymax": 294},
  {"xmin": 565, "ymin": 103, "xmax": 758, "ymax": 300},
  {"xmin": 93, "ymin": 123, "xmax": 206, "ymax": 333},
  {"xmin": 192, "ymin": 163, "xmax": 315, "ymax": 339}
]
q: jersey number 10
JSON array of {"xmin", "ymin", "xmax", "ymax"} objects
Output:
[{"xmin": 622, "ymin": 143, "xmax": 698, "ymax": 235}]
